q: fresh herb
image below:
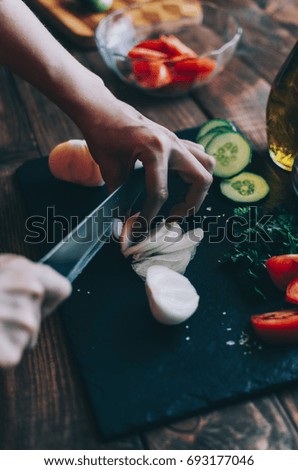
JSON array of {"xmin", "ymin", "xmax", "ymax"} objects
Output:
[{"xmin": 222, "ymin": 205, "xmax": 298, "ymax": 300}]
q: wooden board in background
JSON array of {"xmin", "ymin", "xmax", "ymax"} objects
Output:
[
  {"xmin": 26, "ymin": 0, "xmax": 146, "ymax": 47},
  {"xmin": 26, "ymin": 0, "xmax": 197, "ymax": 48}
]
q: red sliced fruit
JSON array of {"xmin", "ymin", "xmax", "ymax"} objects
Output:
[
  {"xmin": 172, "ymin": 57, "xmax": 216, "ymax": 82},
  {"xmin": 251, "ymin": 309, "xmax": 298, "ymax": 344},
  {"xmin": 160, "ymin": 34, "xmax": 197, "ymax": 57},
  {"xmin": 134, "ymin": 38, "xmax": 166, "ymax": 52},
  {"xmin": 286, "ymin": 278, "xmax": 298, "ymax": 304},
  {"xmin": 128, "ymin": 47, "xmax": 168, "ymax": 60},
  {"xmin": 132, "ymin": 60, "xmax": 172, "ymax": 89},
  {"xmin": 265, "ymin": 254, "xmax": 298, "ymax": 291}
]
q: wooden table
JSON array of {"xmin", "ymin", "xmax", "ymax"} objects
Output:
[{"xmin": 0, "ymin": 0, "xmax": 298, "ymax": 450}]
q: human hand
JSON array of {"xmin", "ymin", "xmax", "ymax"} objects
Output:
[
  {"xmin": 79, "ymin": 90, "xmax": 215, "ymax": 223},
  {"xmin": 0, "ymin": 255, "xmax": 71, "ymax": 368}
]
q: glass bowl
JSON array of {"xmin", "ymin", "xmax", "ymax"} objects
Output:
[{"xmin": 95, "ymin": 0, "xmax": 242, "ymax": 97}]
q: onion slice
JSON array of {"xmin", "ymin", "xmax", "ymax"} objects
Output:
[{"xmin": 145, "ymin": 265, "xmax": 199, "ymax": 325}]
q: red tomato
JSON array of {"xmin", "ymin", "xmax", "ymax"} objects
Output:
[
  {"xmin": 132, "ymin": 35, "xmax": 197, "ymax": 58},
  {"xmin": 129, "ymin": 35, "xmax": 215, "ymax": 89},
  {"xmin": 286, "ymin": 278, "xmax": 298, "ymax": 304},
  {"xmin": 134, "ymin": 38, "xmax": 166, "ymax": 52},
  {"xmin": 128, "ymin": 47, "xmax": 168, "ymax": 60},
  {"xmin": 251, "ymin": 309, "xmax": 298, "ymax": 344},
  {"xmin": 265, "ymin": 255, "xmax": 298, "ymax": 291},
  {"xmin": 132, "ymin": 60, "xmax": 172, "ymax": 89},
  {"xmin": 159, "ymin": 34, "xmax": 197, "ymax": 57},
  {"xmin": 172, "ymin": 57, "xmax": 216, "ymax": 82}
]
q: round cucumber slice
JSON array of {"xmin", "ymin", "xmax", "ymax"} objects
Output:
[
  {"xmin": 206, "ymin": 132, "xmax": 252, "ymax": 178},
  {"xmin": 197, "ymin": 127, "xmax": 231, "ymax": 149},
  {"xmin": 196, "ymin": 119, "xmax": 234, "ymax": 141},
  {"xmin": 220, "ymin": 172, "xmax": 270, "ymax": 203}
]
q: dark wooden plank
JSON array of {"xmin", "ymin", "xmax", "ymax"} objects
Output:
[
  {"xmin": 209, "ymin": 0, "xmax": 297, "ymax": 83},
  {"xmin": 254, "ymin": 0, "xmax": 298, "ymax": 36},
  {"xmin": 13, "ymin": 75, "xmax": 82, "ymax": 156},
  {"xmin": 144, "ymin": 395, "xmax": 298, "ymax": 450},
  {"xmin": 0, "ymin": 68, "xmax": 38, "ymax": 164},
  {"xmin": 278, "ymin": 387, "xmax": 298, "ymax": 433},
  {"xmin": 0, "ymin": 161, "xmax": 37, "ymax": 257}
]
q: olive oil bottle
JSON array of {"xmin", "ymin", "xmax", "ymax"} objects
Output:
[{"xmin": 266, "ymin": 41, "xmax": 298, "ymax": 171}]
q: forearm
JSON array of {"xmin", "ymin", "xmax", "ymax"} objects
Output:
[
  {"xmin": 0, "ymin": 1, "xmax": 214, "ymax": 220},
  {"xmin": 0, "ymin": 0, "xmax": 118, "ymax": 128}
]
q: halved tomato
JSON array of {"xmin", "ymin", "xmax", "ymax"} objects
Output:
[
  {"xmin": 286, "ymin": 278, "xmax": 298, "ymax": 305},
  {"xmin": 251, "ymin": 309, "xmax": 298, "ymax": 344},
  {"xmin": 265, "ymin": 255, "xmax": 298, "ymax": 291},
  {"xmin": 172, "ymin": 57, "xmax": 216, "ymax": 82},
  {"xmin": 128, "ymin": 47, "xmax": 168, "ymax": 60},
  {"xmin": 132, "ymin": 59, "xmax": 172, "ymax": 89},
  {"xmin": 159, "ymin": 34, "xmax": 197, "ymax": 57},
  {"xmin": 134, "ymin": 38, "xmax": 166, "ymax": 52}
]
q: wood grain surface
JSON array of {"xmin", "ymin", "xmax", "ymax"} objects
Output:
[
  {"xmin": 0, "ymin": 0, "xmax": 298, "ymax": 450},
  {"xmin": 26, "ymin": 0, "xmax": 190, "ymax": 47},
  {"xmin": 26, "ymin": 0, "xmax": 143, "ymax": 47}
]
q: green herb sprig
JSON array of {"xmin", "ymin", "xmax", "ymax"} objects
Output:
[{"xmin": 222, "ymin": 205, "xmax": 298, "ymax": 300}]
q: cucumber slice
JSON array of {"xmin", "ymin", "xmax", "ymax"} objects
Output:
[
  {"xmin": 220, "ymin": 172, "xmax": 270, "ymax": 203},
  {"xmin": 196, "ymin": 119, "xmax": 234, "ymax": 141},
  {"xmin": 197, "ymin": 127, "xmax": 231, "ymax": 149},
  {"xmin": 206, "ymin": 132, "xmax": 252, "ymax": 178}
]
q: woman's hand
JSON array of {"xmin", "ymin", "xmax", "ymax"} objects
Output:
[
  {"xmin": 0, "ymin": 255, "xmax": 71, "ymax": 368},
  {"xmin": 80, "ymin": 94, "xmax": 215, "ymax": 223}
]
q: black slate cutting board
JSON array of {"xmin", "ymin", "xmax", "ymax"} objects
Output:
[{"xmin": 16, "ymin": 127, "xmax": 298, "ymax": 439}]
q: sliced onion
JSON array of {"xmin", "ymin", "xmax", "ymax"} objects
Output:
[
  {"xmin": 124, "ymin": 221, "xmax": 182, "ymax": 260},
  {"xmin": 145, "ymin": 265, "xmax": 199, "ymax": 325},
  {"xmin": 132, "ymin": 248, "xmax": 193, "ymax": 280}
]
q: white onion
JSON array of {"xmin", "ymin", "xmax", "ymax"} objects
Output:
[
  {"xmin": 145, "ymin": 266, "xmax": 199, "ymax": 325},
  {"xmin": 120, "ymin": 219, "xmax": 203, "ymax": 325}
]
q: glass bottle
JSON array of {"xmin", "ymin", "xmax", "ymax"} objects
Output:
[
  {"xmin": 266, "ymin": 40, "xmax": 298, "ymax": 172},
  {"xmin": 292, "ymin": 155, "xmax": 298, "ymax": 197}
]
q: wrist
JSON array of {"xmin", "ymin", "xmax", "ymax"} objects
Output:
[{"xmin": 49, "ymin": 67, "xmax": 115, "ymax": 129}]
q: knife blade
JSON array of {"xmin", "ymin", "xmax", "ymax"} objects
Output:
[{"xmin": 39, "ymin": 168, "xmax": 145, "ymax": 282}]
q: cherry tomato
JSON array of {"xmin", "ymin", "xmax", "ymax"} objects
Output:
[
  {"xmin": 286, "ymin": 278, "xmax": 298, "ymax": 305},
  {"xmin": 251, "ymin": 309, "xmax": 298, "ymax": 344},
  {"xmin": 265, "ymin": 255, "xmax": 298, "ymax": 291}
]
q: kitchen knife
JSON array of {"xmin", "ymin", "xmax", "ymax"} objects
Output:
[{"xmin": 39, "ymin": 168, "xmax": 145, "ymax": 282}]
